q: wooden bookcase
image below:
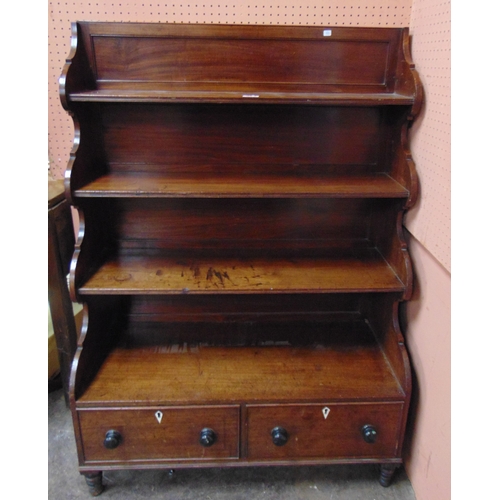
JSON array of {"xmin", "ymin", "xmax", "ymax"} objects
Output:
[{"xmin": 60, "ymin": 22, "xmax": 422, "ymax": 496}]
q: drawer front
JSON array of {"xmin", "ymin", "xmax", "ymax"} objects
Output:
[
  {"xmin": 78, "ymin": 406, "xmax": 239, "ymax": 462},
  {"xmin": 247, "ymin": 403, "xmax": 403, "ymax": 460}
]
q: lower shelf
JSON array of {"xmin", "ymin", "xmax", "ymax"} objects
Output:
[
  {"xmin": 73, "ymin": 315, "xmax": 409, "ymax": 470},
  {"xmin": 76, "ymin": 318, "xmax": 404, "ymax": 407}
]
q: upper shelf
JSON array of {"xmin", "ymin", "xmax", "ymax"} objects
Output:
[
  {"xmin": 60, "ymin": 23, "xmax": 422, "ymax": 115},
  {"xmin": 74, "ymin": 172, "xmax": 408, "ymax": 199}
]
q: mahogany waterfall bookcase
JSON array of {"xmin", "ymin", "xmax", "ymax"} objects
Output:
[{"xmin": 59, "ymin": 22, "xmax": 422, "ymax": 496}]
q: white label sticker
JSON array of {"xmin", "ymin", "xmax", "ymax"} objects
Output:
[
  {"xmin": 323, "ymin": 30, "xmax": 332, "ymax": 37},
  {"xmin": 322, "ymin": 407, "xmax": 330, "ymax": 419},
  {"xmin": 155, "ymin": 411, "xmax": 163, "ymax": 424}
]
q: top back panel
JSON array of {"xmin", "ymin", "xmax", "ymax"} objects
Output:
[{"xmin": 72, "ymin": 23, "xmax": 405, "ymax": 94}]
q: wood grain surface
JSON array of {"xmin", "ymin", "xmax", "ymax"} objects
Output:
[
  {"xmin": 78, "ymin": 250, "xmax": 404, "ymax": 294},
  {"xmin": 77, "ymin": 330, "xmax": 404, "ymax": 406},
  {"xmin": 75, "ymin": 173, "xmax": 408, "ymax": 198}
]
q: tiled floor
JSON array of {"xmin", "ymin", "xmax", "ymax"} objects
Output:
[{"xmin": 49, "ymin": 389, "xmax": 417, "ymax": 500}]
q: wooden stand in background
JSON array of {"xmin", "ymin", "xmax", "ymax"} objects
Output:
[{"xmin": 48, "ymin": 178, "xmax": 77, "ymax": 405}]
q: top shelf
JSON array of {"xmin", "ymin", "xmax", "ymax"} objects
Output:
[
  {"xmin": 60, "ymin": 23, "xmax": 421, "ymax": 115},
  {"xmin": 68, "ymin": 90, "xmax": 415, "ymax": 106}
]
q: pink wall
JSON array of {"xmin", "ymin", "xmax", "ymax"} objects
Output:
[
  {"xmin": 406, "ymin": 1, "xmax": 451, "ymax": 499},
  {"xmin": 407, "ymin": 0, "xmax": 451, "ymax": 272},
  {"xmin": 404, "ymin": 236, "xmax": 451, "ymax": 499}
]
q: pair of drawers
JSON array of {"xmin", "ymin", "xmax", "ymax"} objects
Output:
[{"xmin": 77, "ymin": 402, "xmax": 403, "ymax": 464}]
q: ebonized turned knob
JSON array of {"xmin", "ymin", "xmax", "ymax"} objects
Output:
[
  {"xmin": 199, "ymin": 428, "xmax": 217, "ymax": 447},
  {"xmin": 103, "ymin": 430, "xmax": 122, "ymax": 449},
  {"xmin": 271, "ymin": 426, "xmax": 288, "ymax": 446},
  {"xmin": 361, "ymin": 424, "xmax": 377, "ymax": 444}
]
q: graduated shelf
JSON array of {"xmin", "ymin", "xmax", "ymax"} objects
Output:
[
  {"xmin": 68, "ymin": 90, "xmax": 415, "ymax": 106},
  {"xmin": 78, "ymin": 249, "xmax": 405, "ymax": 295},
  {"xmin": 74, "ymin": 173, "xmax": 408, "ymax": 199},
  {"xmin": 77, "ymin": 317, "xmax": 405, "ymax": 407}
]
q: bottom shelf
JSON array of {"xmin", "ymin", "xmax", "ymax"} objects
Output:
[
  {"xmin": 77, "ymin": 317, "xmax": 404, "ymax": 407},
  {"xmin": 73, "ymin": 315, "xmax": 409, "ymax": 469}
]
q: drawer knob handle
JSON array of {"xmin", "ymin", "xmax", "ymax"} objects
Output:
[
  {"xmin": 103, "ymin": 430, "xmax": 122, "ymax": 449},
  {"xmin": 199, "ymin": 428, "xmax": 217, "ymax": 447},
  {"xmin": 271, "ymin": 426, "xmax": 288, "ymax": 446},
  {"xmin": 361, "ymin": 424, "xmax": 378, "ymax": 444}
]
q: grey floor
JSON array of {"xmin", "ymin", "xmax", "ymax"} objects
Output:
[{"xmin": 49, "ymin": 389, "xmax": 417, "ymax": 500}]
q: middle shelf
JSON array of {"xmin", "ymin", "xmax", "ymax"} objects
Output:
[
  {"xmin": 78, "ymin": 249, "xmax": 404, "ymax": 295},
  {"xmin": 74, "ymin": 172, "xmax": 408, "ymax": 199},
  {"xmin": 73, "ymin": 196, "xmax": 409, "ymax": 296}
]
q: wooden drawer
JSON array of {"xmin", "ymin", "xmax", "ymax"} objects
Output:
[
  {"xmin": 78, "ymin": 406, "xmax": 239, "ymax": 463},
  {"xmin": 247, "ymin": 403, "xmax": 403, "ymax": 460}
]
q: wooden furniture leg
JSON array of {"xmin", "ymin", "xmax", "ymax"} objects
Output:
[
  {"xmin": 379, "ymin": 464, "xmax": 398, "ymax": 487},
  {"xmin": 83, "ymin": 472, "xmax": 104, "ymax": 496}
]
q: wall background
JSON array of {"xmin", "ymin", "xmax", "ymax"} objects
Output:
[
  {"xmin": 47, "ymin": 2, "xmax": 451, "ymax": 499},
  {"xmin": 407, "ymin": 0, "xmax": 450, "ymax": 272},
  {"xmin": 405, "ymin": 2, "xmax": 450, "ymax": 500}
]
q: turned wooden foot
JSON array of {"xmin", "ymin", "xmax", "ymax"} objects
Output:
[
  {"xmin": 84, "ymin": 472, "xmax": 104, "ymax": 496},
  {"xmin": 379, "ymin": 464, "xmax": 398, "ymax": 487}
]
